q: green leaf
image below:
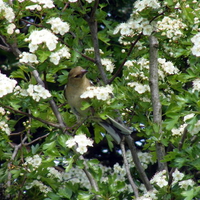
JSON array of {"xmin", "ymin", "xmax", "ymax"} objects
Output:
[
  {"xmin": 65, "ymin": 157, "xmax": 74, "ymax": 173},
  {"xmin": 43, "ymin": 141, "xmax": 56, "ymax": 150},
  {"xmin": 36, "ymin": 50, "xmax": 51, "ymax": 62},
  {"xmin": 31, "ymin": 143, "xmax": 40, "ymax": 154},
  {"xmin": 77, "ymin": 192, "xmax": 93, "ymax": 200},
  {"xmin": 105, "ymin": 134, "xmax": 114, "ymax": 151},
  {"xmin": 10, "ymin": 68, "xmax": 26, "ymax": 80},
  {"xmin": 165, "ymin": 115, "xmax": 180, "ymax": 130},
  {"xmin": 58, "ymin": 187, "xmax": 72, "ymax": 198}
]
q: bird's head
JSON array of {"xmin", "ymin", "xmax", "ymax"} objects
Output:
[{"xmin": 67, "ymin": 66, "xmax": 88, "ymax": 86}]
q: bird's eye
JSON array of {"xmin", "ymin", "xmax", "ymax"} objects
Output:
[{"xmin": 74, "ymin": 74, "xmax": 82, "ymax": 78}]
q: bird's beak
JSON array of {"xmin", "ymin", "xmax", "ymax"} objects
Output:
[{"xmin": 81, "ymin": 69, "xmax": 88, "ymax": 75}]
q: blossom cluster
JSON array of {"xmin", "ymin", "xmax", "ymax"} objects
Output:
[
  {"xmin": 113, "ymin": 0, "xmax": 161, "ymax": 42},
  {"xmin": 172, "ymin": 169, "xmax": 195, "ymax": 190},
  {"xmin": 15, "ymin": 84, "xmax": 51, "ymax": 102},
  {"xmin": 25, "ymin": 29, "xmax": 58, "ymax": 52},
  {"xmin": 26, "ymin": 180, "xmax": 52, "ymax": 196},
  {"xmin": 47, "ymin": 167, "xmax": 63, "ymax": 181},
  {"xmin": 157, "ymin": 16, "xmax": 187, "ymax": 41},
  {"xmin": 158, "ymin": 58, "xmax": 179, "ymax": 75},
  {"xmin": 80, "ymin": 85, "xmax": 113, "ymax": 101},
  {"xmin": 7, "ymin": 23, "xmax": 20, "ymax": 35},
  {"xmin": 150, "ymin": 170, "xmax": 168, "ymax": 188},
  {"xmin": 192, "ymin": 78, "xmax": 200, "ymax": 92},
  {"xmin": 136, "ymin": 189, "xmax": 158, "ymax": 200},
  {"xmin": 47, "ymin": 17, "xmax": 70, "ymax": 35},
  {"xmin": 18, "ymin": 0, "xmax": 55, "ymax": 9},
  {"xmin": 26, "ymin": 84, "xmax": 51, "ymax": 102},
  {"xmin": 134, "ymin": 0, "xmax": 160, "ymax": 12},
  {"xmin": 114, "ymin": 17, "xmax": 153, "ymax": 44},
  {"xmin": 0, "ymin": 73, "xmax": 17, "ymax": 98},
  {"xmin": 0, "ymin": 107, "xmax": 11, "ymax": 135},
  {"xmin": 171, "ymin": 113, "xmax": 200, "ymax": 136},
  {"xmin": 23, "ymin": 154, "xmax": 42, "ymax": 170},
  {"xmin": 66, "ymin": 134, "xmax": 93, "ymax": 154},
  {"xmin": 171, "ymin": 124, "xmax": 187, "ymax": 137},
  {"xmin": 0, "ymin": 1, "xmax": 15, "ymax": 22},
  {"xmin": 101, "ymin": 58, "xmax": 115, "ymax": 73},
  {"xmin": 19, "ymin": 52, "xmax": 39, "ymax": 64},
  {"xmin": 127, "ymin": 82, "xmax": 150, "ymax": 94},
  {"xmin": 49, "ymin": 46, "xmax": 71, "ymax": 65}
]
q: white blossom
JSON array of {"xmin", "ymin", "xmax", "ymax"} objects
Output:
[
  {"xmin": 7, "ymin": 23, "xmax": 16, "ymax": 34},
  {"xmin": 192, "ymin": 78, "xmax": 200, "ymax": 92},
  {"xmin": 127, "ymin": 82, "xmax": 150, "ymax": 94},
  {"xmin": 27, "ymin": 84, "xmax": 51, "ymax": 102},
  {"xmin": 66, "ymin": 134, "xmax": 93, "ymax": 154},
  {"xmin": 47, "ymin": 167, "xmax": 62, "ymax": 181},
  {"xmin": 80, "ymin": 85, "xmax": 113, "ymax": 101},
  {"xmin": 158, "ymin": 58, "xmax": 179, "ymax": 75},
  {"xmin": 25, "ymin": 29, "xmax": 58, "ymax": 52},
  {"xmin": 183, "ymin": 113, "xmax": 195, "ymax": 122},
  {"xmin": 179, "ymin": 179, "xmax": 195, "ymax": 190},
  {"xmin": 47, "ymin": 17, "xmax": 70, "ymax": 35},
  {"xmin": 0, "ymin": 120, "xmax": 11, "ymax": 135},
  {"xmin": 19, "ymin": 52, "xmax": 39, "ymax": 64},
  {"xmin": 85, "ymin": 0, "xmax": 95, "ymax": 3},
  {"xmin": 150, "ymin": 170, "xmax": 168, "ymax": 188},
  {"xmin": 26, "ymin": 5, "xmax": 42, "ymax": 11},
  {"xmin": 157, "ymin": 17, "xmax": 187, "ymax": 40},
  {"xmin": 134, "ymin": 0, "xmax": 160, "ymax": 12},
  {"xmin": 101, "ymin": 58, "xmax": 115, "ymax": 73},
  {"xmin": 0, "ymin": 1, "xmax": 15, "ymax": 22},
  {"xmin": 0, "ymin": 107, "xmax": 5, "ymax": 115},
  {"xmin": 172, "ymin": 169, "xmax": 184, "ymax": 185},
  {"xmin": 0, "ymin": 73, "xmax": 17, "ymax": 98},
  {"xmin": 49, "ymin": 46, "xmax": 71, "ymax": 65},
  {"xmin": 24, "ymin": 0, "xmax": 55, "ymax": 9},
  {"xmin": 24, "ymin": 154, "xmax": 42, "ymax": 169},
  {"xmin": 26, "ymin": 180, "xmax": 52, "ymax": 194},
  {"xmin": 171, "ymin": 124, "xmax": 187, "ymax": 136},
  {"xmin": 188, "ymin": 120, "xmax": 200, "ymax": 135}
]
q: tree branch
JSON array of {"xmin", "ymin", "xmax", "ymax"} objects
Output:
[
  {"xmin": 149, "ymin": 35, "xmax": 167, "ymax": 172},
  {"xmin": 125, "ymin": 135, "xmax": 152, "ymax": 191},
  {"xmin": 85, "ymin": 0, "xmax": 108, "ymax": 84},
  {"xmin": 7, "ymin": 135, "xmax": 28, "ymax": 198},
  {"xmin": 120, "ymin": 137, "xmax": 139, "ymax": 198},
  {"xmin": 79, "ymin": 155, "xmax": 100, "ymax": 199},
  {"xmin": 168, "ymin": 127, "xmax": 188, "ymax": 185}
]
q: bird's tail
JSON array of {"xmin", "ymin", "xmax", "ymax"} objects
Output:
[{"xmin": 98, "ymin": 115, "xmax": 132, "ymax": 144}]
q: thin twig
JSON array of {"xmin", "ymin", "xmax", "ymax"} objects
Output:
[
  {"xmin": 120, "ymin": 137, "xmax": 139, "ymax": 198},
  {"xmin": 108, "ymin": 33, "xmax": 143, "ymax": 84},
  {"xmin": 20, "ymin": 19, "xmax": 44, "ymax": 28},
  {"xmin": 0, "ymin": 104, "xmax": 61, "ymax": 128},
  {"xmin": 23, "ymin": 133, "xmax": 50, "ymax": 146},
  {"xmin": 149, "ymin": 35, "xmax": 167, "ymax": 172}
]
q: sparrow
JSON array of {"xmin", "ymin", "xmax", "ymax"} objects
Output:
[{"xmin": 65, "ymin": 66, "xmax": 132, "ymax": 144}]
